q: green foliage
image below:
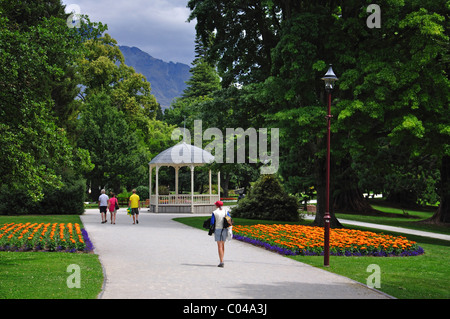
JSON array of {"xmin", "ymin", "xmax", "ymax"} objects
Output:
[
  {"xmin": 76, "ymin": 33, "xmax": 176, "ymax": 199},
  {"xmin": 189, "ymin": 0, "xmax": 449, "ymax": 220},
  {"xmin": 77, "ymin": 93, "xmax": 143, "ymax": 198},
  {"xmin": 232, "ymin": 175, "xmax": 299, "ymax": 221},
  {"xmin": 188, "ymin": 0, "xmax": 279, "ymax": 86},
  {"xmin": 78, "ymin": 34, "xmax": 160, "ymax": 119},
  {"xmin": 183, "ymin": 36, "xmax": 221, "ymax": 98},
  {"xmin": 136, "ymin": 186, "xmax": 150, "ymax": 200},
  {"xmin": 0, "ymin": 174, "xmax": 86, "ymax": 215},
  {"xmin": 0, "ymin": 2, "xmax": 102, "ymax": 204},
  {"xmin": 40, "ymin": 175, "xmax": 87, "ymax": 215},
  {"xmin": 164, "ymin": 36, "xmax": 221, "ymax": 128},
  {"xmin": 0, "ymin": 1, "xmax": 176, "ymax": 214}
]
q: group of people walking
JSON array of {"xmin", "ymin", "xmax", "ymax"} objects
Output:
[
  {"xmin": 98, "ymin": 190, "xmax": 232, "ymax": 267},
  {"xmin": 98, "ymin": 189, "xmax": 141, "ymax": 224}
]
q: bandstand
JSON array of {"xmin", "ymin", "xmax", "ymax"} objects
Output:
[{"xmin": 148, "ymin": 142, "xmax": 220, "ymax": 213}]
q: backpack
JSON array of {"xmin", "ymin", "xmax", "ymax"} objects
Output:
[{"xmin": 223, "ymin": 213, "xmax": 233, "ymax": 229}]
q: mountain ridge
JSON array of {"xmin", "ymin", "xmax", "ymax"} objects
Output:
[{"xmin": 119, "ymin": 45, "xmax": 191, "ymax": 108}]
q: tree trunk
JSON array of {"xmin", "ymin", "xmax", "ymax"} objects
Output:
[
  {"xmin": 90, "ymin": 184, "xmax": 101, "ymax": 203},
  {"xmin": 333, "ymin": 186, "xmax": 375, "ymax": 214},
  {"xmin": 333, "ymin": 156, "xmax": 375, "ymax": 214},
  {"xmin": 312, "ymin": 156, "xmax": 343, "ymax": 228},
  {"xmin": 221, "ymin": 172, "xmax": 231, "ymax": 198},
  {"xmin": 425, "ymin": 155, "xmax": 450, "ymax": 223}
]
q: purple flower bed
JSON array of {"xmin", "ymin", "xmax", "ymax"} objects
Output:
[{"xmin": 82, "ymin": 228, "xmax": 94, "ymax": 252}]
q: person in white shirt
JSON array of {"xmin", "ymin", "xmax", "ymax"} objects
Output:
[
  {"xmin": 211, "ymin": 201, "xmax": 231, "ymax": 268},
  {"xmin": 98, "ymin": 189, "xmax": 109, "ymax": 224}
]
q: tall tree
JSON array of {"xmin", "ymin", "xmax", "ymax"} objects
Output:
[
  {"xmin": 76, "ymin": 33, "xmax": 175, "ymax": 198},
  {"xmin": 188, "ymin": 0, "xmax": 280, "ymax": 86},
  {"xmin": 183, "ymin": 35, "xmax": 221, "ymax": 99},
  {"xmin": 335, "ymin": 0, "xmax": 449, "ymax": 222},
  {"xmin": 189, "ymin": 0, "xmax": 449, "ymax": 225},
  {"xmin": 77, "ymin": 33, "xmax": 159, "ymax": 119},
  {"xmin": 77, "ymin": 93, "xmax": 142, "ymax": 198},
  {"xmin": 165, "ymin": 34, "xmax": 221, "ymax": 128},
  {"xmin": 0, "ymin": 1, "xmax": 101, "ymax": 203}
]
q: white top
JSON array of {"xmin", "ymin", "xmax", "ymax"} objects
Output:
[
  {"xmin": 149, "ymin": 142, "xmax": 215, "ymax": 166},
  {"xmin": 99, "ymin": 194, "xmax": 109, "ymax": 206},
  {"xmin": 213, "ymin": 207, "xmax": 228, "ymax": 229}
]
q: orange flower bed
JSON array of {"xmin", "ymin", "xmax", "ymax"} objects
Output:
[
  {"xmin": 0, "ymin": 222, "xmax": 92, "ymax": 252},
  {"xmin": 232, "ymin": 224, "xmax": 424, "ymax": 257}
]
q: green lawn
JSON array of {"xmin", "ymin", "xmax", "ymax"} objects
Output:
[
  {"xmin": 0, "ymin": 215, "xmax": 103, "ymax": 299},
  {"xmin": 174, "ymin": 207, "xmax": 450, "ymax": 299},
  {"xmin": 290, "ymin": 241, "xmax": 449, "ymax": 299},
  {"xmin": 336, "ymin": 201, "xmax": 450, "ymax": 235}
]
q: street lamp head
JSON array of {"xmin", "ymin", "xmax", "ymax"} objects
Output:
[{"xmin": 321, "ymin": 64, "xmax": 338, "ymax": 91}]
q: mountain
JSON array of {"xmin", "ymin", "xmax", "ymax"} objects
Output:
[{"xmin": 119, "ymin": 46, "xmax": 191, "ymax": 109}]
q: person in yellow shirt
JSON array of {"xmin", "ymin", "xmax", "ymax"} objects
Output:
[{"xmin": 128, "ymin": 189, "xmax": 141, "ymax": 224}]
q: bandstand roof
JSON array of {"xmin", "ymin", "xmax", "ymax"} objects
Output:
[{"xmin": 149, "ymin": 142, "xmax": 215, "ymax": 167}]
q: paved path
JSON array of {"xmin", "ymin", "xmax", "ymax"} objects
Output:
[{"xmin": 81, "ymin": 210, "xmax": 392, "ymax": 299}]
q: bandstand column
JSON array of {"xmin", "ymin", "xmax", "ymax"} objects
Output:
[
  {"xmin": 190, "ymin": 165, "xmax": 195, "ymax": 214},
  {"xmin": 155, "ymin": 166, "xmax": 159, "ymax": 213},
  {"xmin": 149, "ymin": 165, "xmax": 152, "ymax": 211},
  {"xmin": 209, "ymin": 170, "xmax": 212, "ymax": 204},
  {"xmin": 217, "ymin": 171, "xmax": 221, "ymax": 200},
  {"xmin": 175, "ymin": 166, "xmax": 180, "ymax": 196}
]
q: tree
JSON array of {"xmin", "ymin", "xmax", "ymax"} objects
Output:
[
  {"xmin": 77, "ymin": 33, "xmax": 160, "ymax": 119},
  {"xmin": 0, "ymin": 3, "xmax": 100, "ymax": 203},
  {"xmin": 196, "ymin": 85, "xmax": 270, "ymax": 196},
  {"xmin": 183, "ymin": 36, "xmax": 221, "ymax": 99},
  {"xmin": 0, "ymin": 0, "xmax": 66, "ymax": 29},
  {"xmin": 232, "ymin": 174, "xmax": 299, "ymax": 221},
  {"xmin": 188, "ymin": 0, "xmax": 449, "ymax": 225},
  {"xmin": 334, "ymin": 0, "xmax": 449, "ymax": 222},
  {"xmin": 188, "ymin": 0, "xmax": 279, "ymax": 86},
  {"xmin": 76, "ymin": 33, "xmax": 176, "ymax": 197},
  {"xmin": 165, "ymin": 34, "xmax": 221, "ymax": 128},
  {"xmin": 77, "ymin": 93, "xmax": 143, "ymax": 198}
]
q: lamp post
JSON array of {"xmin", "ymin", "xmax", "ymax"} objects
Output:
[{"xmin": 321, "ymin": 64, "xmax": 338, "ymax": 267}]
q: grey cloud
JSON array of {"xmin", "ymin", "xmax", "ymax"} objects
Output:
[{"xmin": 63, "ymin": 0, "xmax": 196, "ymax": 65}]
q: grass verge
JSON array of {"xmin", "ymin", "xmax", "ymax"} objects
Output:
[{"xmin": 0, "ymin": 215, "xmax": 103, "ymax": 299}]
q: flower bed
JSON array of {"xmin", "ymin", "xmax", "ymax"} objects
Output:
[
  {"xmin": 232, "ymin": 224, "xmax": 424, "ymax": 257},
  {"xmin": 0, "ymin": 222, "xmax": 94, "ymax": 253}
]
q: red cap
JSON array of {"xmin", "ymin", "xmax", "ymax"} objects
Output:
[{"xmin": 215, "ymin": 201, "xmax": 224, "ymax": 207}]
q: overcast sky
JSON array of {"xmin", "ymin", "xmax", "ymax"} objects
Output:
[{"xmin": 62, "ymin": 0, "xmax": 197, "ymax": 65}]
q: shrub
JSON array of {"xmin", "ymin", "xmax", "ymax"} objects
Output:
[
  {"xmin": 0, "ymin": 175, "xmax": 86, "ymax": 215},
  {"xmin": 232, "ymin": 175, "xmax": 299, "ymax": 221},
  {"xmin": 136, "ymin": 186, "xmax": 150, "ymax": 200},
  {"xmin": 39, "ymin": 176, "xmax": 86, "ymax": 215}
]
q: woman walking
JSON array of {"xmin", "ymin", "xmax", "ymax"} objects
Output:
[
  {"xmin": 211, "ymin": 201, "xmax": 232, "ymax": 268},
  {"xmin": 108, "ymin": 193, "xmax": 119, "ymax": 224}
]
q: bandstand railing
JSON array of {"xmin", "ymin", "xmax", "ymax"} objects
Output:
[{"xmin": 150, "ymin": 194, "xmax": 220, "ymax": 206}]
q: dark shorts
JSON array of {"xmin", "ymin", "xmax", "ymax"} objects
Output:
[
  {"xmin": 131, "ymin": 208, "xmax": 139, "ymax": 215},
  {"xmin": 100, "ymin": 206, "xmax": 107, "ymax": 213}
]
